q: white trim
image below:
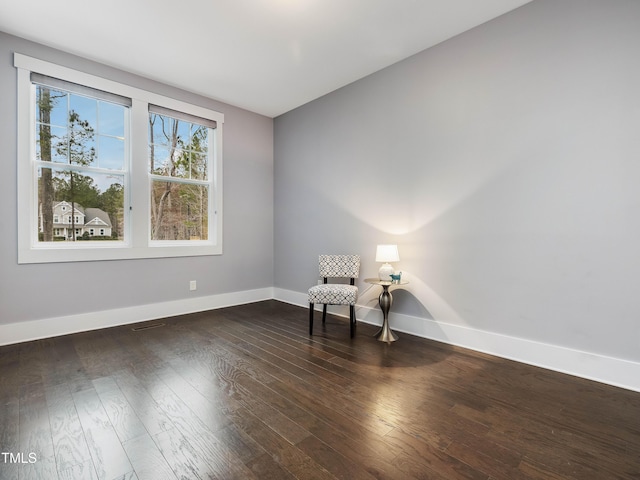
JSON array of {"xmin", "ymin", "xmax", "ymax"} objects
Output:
[
  {"xmin": 273, "ymin": 287, "xmax": 640, "ymax": 393},
  {"xmin": 0, "ymin": 287, "xmax": 273, "ymax": 346}
]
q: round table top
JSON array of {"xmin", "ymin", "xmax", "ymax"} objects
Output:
[{"xmin": 364, "ymin": 277, "xmax": 409, "ymax": 286}]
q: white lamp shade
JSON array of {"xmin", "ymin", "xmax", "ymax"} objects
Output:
[{"xmin": 375, "ymin": 244, "xmax": 399, "ymax": 263}]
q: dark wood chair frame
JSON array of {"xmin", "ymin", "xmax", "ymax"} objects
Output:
[{"xmin": 309, "ymin": 276, "xmax": 357, "ymax": 338}]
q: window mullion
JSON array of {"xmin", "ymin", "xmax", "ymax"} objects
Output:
[{"xmin": 130, "ymin": 98, "xmax": 150, "ymax": 249}]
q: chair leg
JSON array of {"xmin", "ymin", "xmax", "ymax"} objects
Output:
[
  {"xmin": 350, "ymin": 305, "xmax": 355, "ymax": 338},
  {"xmin": 309, "ymin": 303, "xmax": 314, "ymax": 335},
  {"xmin": 322, "ymin": 304, "xmax": 327, "ymax": 324}
]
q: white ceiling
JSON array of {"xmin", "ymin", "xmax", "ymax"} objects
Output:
[{"xmin": 0, "ymin": 0, "xmax": 532, "ymax": 117}]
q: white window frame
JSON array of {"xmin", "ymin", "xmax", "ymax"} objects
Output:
[{"xmin": 15, "ymin": 53, "xmax": 223, "ymax": 264}]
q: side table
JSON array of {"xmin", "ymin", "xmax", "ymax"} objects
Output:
[{"xmin": 364, "ymin": 278, "xmax": 409, "ymax": 343}]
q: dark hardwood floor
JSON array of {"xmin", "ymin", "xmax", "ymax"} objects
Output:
[{"xmin": 1, "ymin": 300, "xmax": 639, "ymax": 479}]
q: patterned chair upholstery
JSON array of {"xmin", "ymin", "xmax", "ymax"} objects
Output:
[{"xmin": 308, "ymin": 255, "xmax": 360, "ymax": 338}]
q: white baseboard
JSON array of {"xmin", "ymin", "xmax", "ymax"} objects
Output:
[
  {"xmin": 3, "ymin": 286, "xmax": 638, "ymax": 393},
  {"xmin": 0, "ymin": 287, "xmax": 274, "ymax": 346},
  {"xmin": 274, "ymin": 287, "xmax": 640, "ymax": 392}
]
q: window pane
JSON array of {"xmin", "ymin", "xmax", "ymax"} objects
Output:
[
  {"xmin": 149, "ymin": 112, "xmax": 209, "ymax": 180},
  {"xmin": 98, "ymin": 101, "xmax": 125, "ymax": 137},
  {"xmin": 150, "ymin": 181, "xmax": 208, "ymax": 241},
  {"xmin": 98, "ymin": 136, "xmax": 125, "ymax": 170},
  {"xmin": 149, "ymin": 145, "xmax": 188, "ymax": 178},
  {"xmin": 191, "ymin": 125, "xmax": 208, "ymax": 153},
  {"xmin": 150, "ymin": 145, "xmax": 172, "ymax": 175},
  {"xmin": 65, "ymin": 128, "xmax": 96, "ymax": 166},
  {"xmin": 69, "ymin": 95, "xmax": 97, "ymax": 130},
  {"xmin": 36, "ymin": 125, "xmax": 67, "ymax": 163},
  {"xmin": 149, "ymin": 113, "xmax": 171, "ymax": 148},
  {"xmin": 176, "ymin": 118, "xmax": 190, "ymax": 145},
  {"xmin": 190, "ymin": 152, "xmax": 207, "ymax": 180},
  {"xmin": 37, "ymin": 166, "xmax": 125, "ymax": 242},
  {"xmin": 35, "ymin": 86, "xmax": 68, "ymax": 127},
  {"xmin": 172, "ymin": 146, "xmax": 188, "ymax": 178}
]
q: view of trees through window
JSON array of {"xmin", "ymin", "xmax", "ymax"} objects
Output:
[
  {"xmin": 35, "ymin": 84, "xmax": 126, "ymax": 242},
  {"xmin": 149, "ymin": 110, "xmax": 211, "ymax": 241},
  {"xmin": 19, "ymin": 54, "xmax": 223, "ymax": 262}
]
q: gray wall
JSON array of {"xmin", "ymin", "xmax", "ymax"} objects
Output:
[
  {"xmin": 274, "ymin": 0, "xmax": 640, "ymax": 363},
  {"xmin": 0, "ymin": 32, "xmax": 274, "ymax": 324}
]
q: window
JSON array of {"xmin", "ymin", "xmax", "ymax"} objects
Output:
[
  {"xmin": 15, "ymin": 54, "xmax": 223, "ymax": 263},
  {"xmin": 148, "ymin": 106, "xmax": 214, "ymax": 242},
  {"xmin": 33, "ymin": 75, "xmax": 128, "ymax": 244}
]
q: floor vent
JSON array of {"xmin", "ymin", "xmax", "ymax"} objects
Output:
[{"xmin": 131, "ymin": 323, "xmax": 166, "ymax": 331}]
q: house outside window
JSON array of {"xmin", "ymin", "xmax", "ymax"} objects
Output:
[{"xmin": 15, "ymin": 53, "xmax": 223, "ymax": 263}]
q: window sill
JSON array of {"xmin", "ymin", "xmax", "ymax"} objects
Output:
[{"xmin": 19, "ymin": 243, "xmax": 222, "ymax": 264}]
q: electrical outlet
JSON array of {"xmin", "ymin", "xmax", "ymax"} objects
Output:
[{"xmin": 189, "ymin": 280, "xmax": 197, "ymax": 291}]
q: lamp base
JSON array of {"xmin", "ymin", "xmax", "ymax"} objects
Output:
[{"xmin": 378, "ymin": 263, "xmax": 394, "ymax": 281}]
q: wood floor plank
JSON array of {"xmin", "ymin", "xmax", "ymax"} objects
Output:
[
  {"xmin": 226, "ymin": 406, "xmax": 335, "ymax": 480},
  {"xmin": 49, "ymin": 336, "xmax": 93, "ymax": 393},
  {"xmin": 0, "ymin": 395, "xmax": 20, "ymax": 480},
  {"xmin": 245, "ymin": 452, "xmax": 298, "ymax": 480},
  {"xmin": 121, "ymin": 433, "xmax": 176, "ymax": 480},
  {"xmin": 58, "ymin": 460, "xmax": 99, "ymax": 480},
  {"xmin": 111, "ymin": 370, "xmax": 174, "ymax": 437},
  {"xmin": 152, "ymin": 427, "xmax": 211, "ymax": 479},
  {"xmin": 154, "ymin": 366, "xmax": 234, "ymax": 433},
  {"xmin": 72, "ymin": 387, "xmax": 135, "ymax": 480},
  {"xmin": 91, "ymin": 376, "xmax": 149, "ymax": 444},
  {"xmin": 391, "ymin": 451, "xmax": 464, "ymax": 480},
  {"xmin": 18, "ymin": 381, "xmax": 58, "ymax": 480},
  {"xmin": 45, "ymin": 382, "xmax": 92, "ymax": 474},
  {"xmin": 383, "ymin": 427, "xmax": 487, "ymax": 480},
  {"xmin": 295, "ymin": 434, "xmax": 381, "ymax": 480}
]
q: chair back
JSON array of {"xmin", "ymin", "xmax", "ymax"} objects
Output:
[{"xmin": 318, "ymin": 255, "xmax": 360, "ymax": 279}]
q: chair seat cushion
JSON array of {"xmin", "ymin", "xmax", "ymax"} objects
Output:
[{"xmin": 308, "ymin": 284, "xmax": 358, "ymax": 305}]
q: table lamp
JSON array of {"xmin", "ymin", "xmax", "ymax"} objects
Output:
[{"xmin": 376, "ymin": 244, "xmax": 399, "ymax": 281}]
